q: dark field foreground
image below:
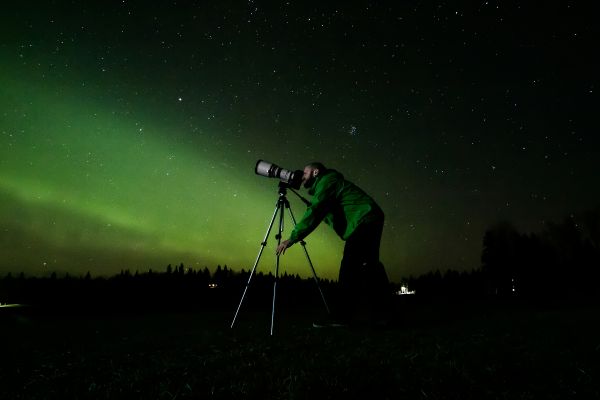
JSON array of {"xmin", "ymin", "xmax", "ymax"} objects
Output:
[{"xmin": 1, "ymin": 303, "xmax": 599, "ymax": 399}]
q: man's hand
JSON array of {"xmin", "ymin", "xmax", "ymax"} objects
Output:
[{"xmin": 276, "ymin": 240, "xmax": 292, "ymax": 256}]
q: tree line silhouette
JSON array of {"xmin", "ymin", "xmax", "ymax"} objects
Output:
[
  {"xmin": 405, "ymin": 208, "xmax": 600, "ymax": 304},
  {"xmin": 479, "ymin": 208, "xmax": 600, "ymax": 303},
  {"xmin": 1, "ymin": 208, "xmax": 599, "ymax": 310},
  {"xmin": 0, "ymin": 264, "xmax": 336, "ymax": 312}
]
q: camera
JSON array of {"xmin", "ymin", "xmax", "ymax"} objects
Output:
[{"xmin": 255, "ymin": 160, "xmax": 302, "ymax": 189}]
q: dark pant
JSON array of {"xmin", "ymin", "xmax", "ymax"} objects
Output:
[{"xmin": 336, "ymin": 218, "xmax": 390, "ymax": 322}]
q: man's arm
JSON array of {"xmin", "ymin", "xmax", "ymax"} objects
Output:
[
  {"xmin": 288, "ymin": 176, "xmax": 337, "ymax": 244},
  {"xmin": 276, "ymin": 174, "xmax": 337, "ymax": 256}
]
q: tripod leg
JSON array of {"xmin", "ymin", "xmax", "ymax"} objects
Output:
[
  {"xmin": 230, "ymin": 199, "xmax": 281, "ymax": 329},
  {"xmin": 270, "ymin": 197, "xmax": 286, "ymax": 335},
  {"xmin": 285, "ymin": 205, "xmax": 331, "ymax": 315}
]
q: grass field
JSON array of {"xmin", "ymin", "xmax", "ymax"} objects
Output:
[{"xmin": 1, "ymin": 303, "xmax": 599, "ymax": 399}]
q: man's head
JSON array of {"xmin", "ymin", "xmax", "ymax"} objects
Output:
[{"xmin": 302, "ymin": 162, "xmax": 327, "ymax": 189}]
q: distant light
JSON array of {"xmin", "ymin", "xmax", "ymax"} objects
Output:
[
  {"xmin": 396, "ymin": 286, "xmax": 415, "ymax": 295},
  {"xmin": 0, "ymin": 303, "xmax": 23, "ymax": 308},
  {"xmin": 208, "ymin": 283, "xmax": 218, "ymax": 289}
]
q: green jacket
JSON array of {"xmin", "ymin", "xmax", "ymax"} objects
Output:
[{"xmin": 288, "ymin": 169, "xmax": 383, "ymax": 244}]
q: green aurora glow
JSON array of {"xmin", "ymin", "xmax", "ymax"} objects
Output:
[{"xmin": 1, "ymin": 72, "xmax": 346, "ymax": 279}]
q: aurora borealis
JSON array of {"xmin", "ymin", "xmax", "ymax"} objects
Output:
[{"xmin": 1, "ymin": 2, "xmax": 597, "ymax": 282}]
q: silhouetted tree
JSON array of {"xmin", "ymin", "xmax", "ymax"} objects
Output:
[{"xmin": 213, "ymin": 265, "xmax": 223, "ymax": 286}]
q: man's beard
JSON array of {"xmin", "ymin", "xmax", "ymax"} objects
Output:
[{"xmin": 303, "ymin": 175, "xmax": 316, "ymax": 189}]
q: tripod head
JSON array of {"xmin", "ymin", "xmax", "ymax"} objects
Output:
[
  {"xmin": 278, "ymin": 181, "xmax": 290, "ymax": 195},
  {"xmin": 277, "ymin": 182, "xmax": 310, "ymax": 206}
]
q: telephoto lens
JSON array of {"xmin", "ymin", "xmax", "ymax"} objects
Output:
[{"xmin": 255, "ymin": 160, "xmax": 302, "ymax": 189}]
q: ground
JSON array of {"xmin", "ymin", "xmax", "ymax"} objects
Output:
[{"xmin": 1, "ymin": 303, "xmax": 599, "ymax": 399}]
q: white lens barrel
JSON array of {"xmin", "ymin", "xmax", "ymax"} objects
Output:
[
  {"xmin": 255, "ymin": 160, "xmax": 273, "ymax": 177},
  {"xmin": 279, "ymin": 169, "xmax": 292, "ymax": 182}
]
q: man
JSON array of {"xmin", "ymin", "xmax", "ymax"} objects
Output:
[{"xmin": 276, "ymin": 162, "xmax": 390, "ymax": 325}]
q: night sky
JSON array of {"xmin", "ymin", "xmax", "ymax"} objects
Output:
[{"xmin": 1, "ymin": 1, "xmax": 597, "ymax": 282}]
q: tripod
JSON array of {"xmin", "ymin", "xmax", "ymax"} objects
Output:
[{"xmin": 230, "ymin": 182, "xmax": 330, "ymax": 335}]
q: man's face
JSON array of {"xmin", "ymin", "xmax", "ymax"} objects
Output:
[{"xmin": 302, "ymin": 166, "xmax": 319, "ymax": 189}]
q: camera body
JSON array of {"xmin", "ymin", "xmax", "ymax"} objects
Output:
[{"xmin": 255, "ymin": 160, "xmax": 303, "ymax": 189}]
